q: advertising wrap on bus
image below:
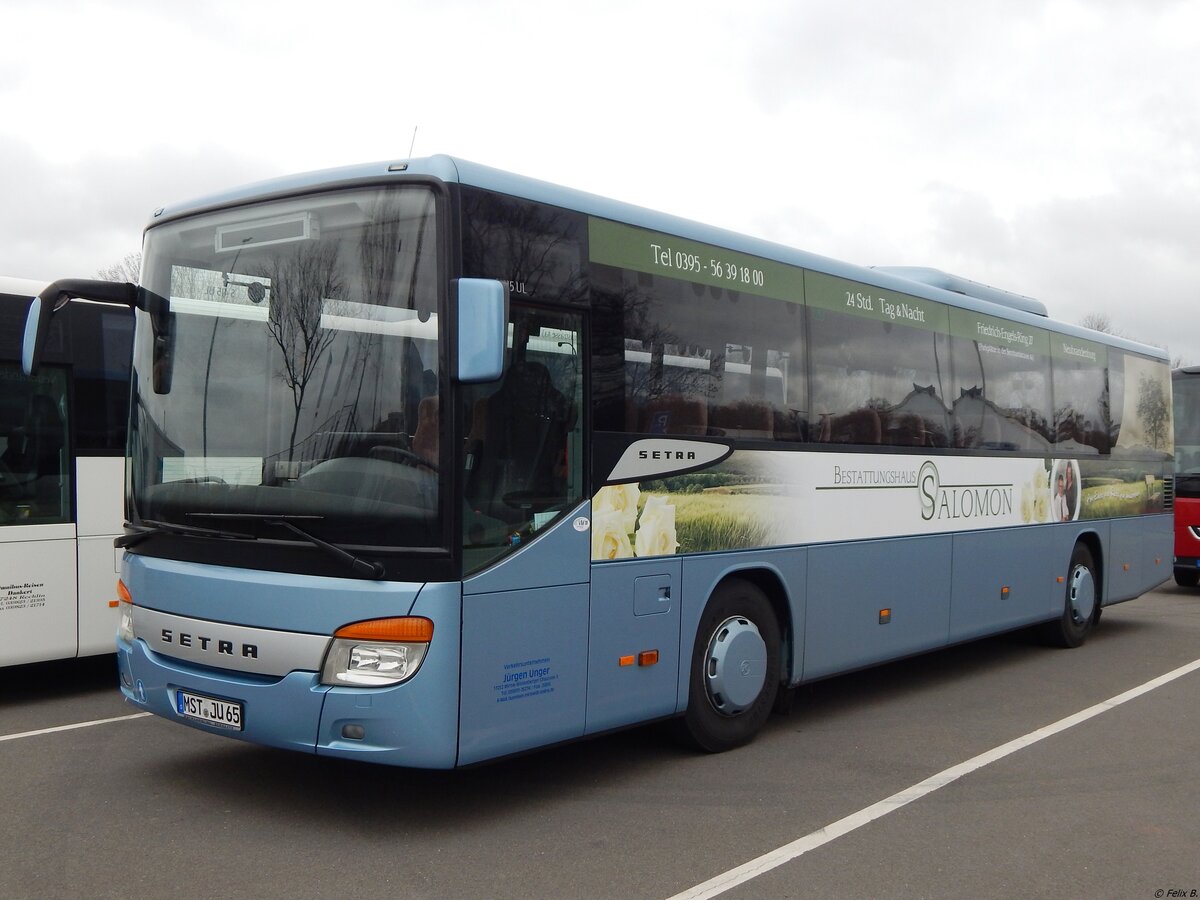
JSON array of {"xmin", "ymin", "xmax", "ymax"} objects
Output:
[
  {"xmin": 591, "ymin": 448, "xmax": 1167, "ymax": 561},
  {"xmin": 18, "ymin": 156, "xmax": 1173, "ymax": 766}
]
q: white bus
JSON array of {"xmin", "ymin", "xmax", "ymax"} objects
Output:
[{"xmin": 1, "ymin": 276, "xmax": 133, "ymax": 666}]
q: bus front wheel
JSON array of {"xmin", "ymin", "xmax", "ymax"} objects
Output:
[
  {"xmin": 1043, "ymin": 543, "xmax": 1098, "ymax": 648},
  {"xmin": 1174, "ymin": 569, "xmax": 1200, "ymax": 588},
  {"xmin": 680, "ymin": 579, "xmax": 781, "ymax": 752}
]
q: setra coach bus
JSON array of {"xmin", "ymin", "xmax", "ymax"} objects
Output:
[{"xmin": 22, "ymin": 156, "xmax": 1173, "ymax": 766}]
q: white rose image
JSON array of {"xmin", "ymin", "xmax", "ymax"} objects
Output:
[
  {"xmin": 1020, "ymin": 482, "xmax": 1036, "ymax": 523},
  {"xmin": 634, "ymin": 495, "xmax": 678, "ymax": 557},
  {"xmin": 593, "ymin": 483, "xmax": 641, "ymax": 533},
  {"xmin": 591, "ymin": 508, "xmax": 634, "ymax": 560},
  {"xmin": 1019, "ymin": 464, "xmax": 1052, "ymax": 524}
]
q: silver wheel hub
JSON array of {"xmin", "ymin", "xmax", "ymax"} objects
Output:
[
  {"xmin": 1068, "ymin": 564, "xmax": 1096, "ymax": 624},
  {"xmin": 703, "ymin": 616, "xmax": 767, "ymax": 716}
]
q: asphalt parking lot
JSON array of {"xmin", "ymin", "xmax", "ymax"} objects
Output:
[{"xmin": 3, "ymin": 582, "xmax": 1198, "ymax": 899}]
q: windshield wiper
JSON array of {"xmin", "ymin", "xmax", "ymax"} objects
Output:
[
  {"xmin": 116, "ymin": 518, "xmax": 258, "ymax": 549},
  {"xmin": 188, "ymin": 513, "xmax": 385, "ymax": 580}
]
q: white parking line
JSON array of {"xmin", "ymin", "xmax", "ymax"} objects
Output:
[
  {"xmin": 668, "ymin": 656, "xmax": 1200, "ymax": 900},
  {"xmin": 0, "ymin": 712, "xmax": 153, "ymax": 744}
]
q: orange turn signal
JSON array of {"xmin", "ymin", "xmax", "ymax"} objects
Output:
[
  {"xmin": 638, "ymin": 650, "xmax": 659, "ymax": 667},
  {"xmin": 618, "ymin": 655, "xmax": 635, "ymax": 667},
  {"xmin": 334, "ymin": 617, "xmax": 433, "ymax": 642},
  {"xmin": 116, "ymin": 579, "xmax": 133, "ymax": 605}
]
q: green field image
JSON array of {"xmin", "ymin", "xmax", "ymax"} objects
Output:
[
  {"xmin": 1079, "ymin": 477, "xmax": 1164, "ymax": 518},
  {"xmin": 641, "ymin": 465, "xmax": 790, "ymax": 553}
]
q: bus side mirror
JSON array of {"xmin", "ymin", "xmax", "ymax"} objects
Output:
[
  {"xmin": 21, "ymin": 294, "xmax": 57, "ymax": 375},
  {"xmin": 22, "ymin": 279, "xmax": 140, "ymax": 376},
  {"xmin": 454, "ymin": 278, "xmax": 508, "ymax": 383}
]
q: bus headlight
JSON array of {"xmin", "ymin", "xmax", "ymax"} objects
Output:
[
  {"xmin": 117, "ymin": 580, "xmax": 135, "ymax": 644},
  {"xmin": 320, "ymin": 617, "xmax": 433, "ymax": 687}
]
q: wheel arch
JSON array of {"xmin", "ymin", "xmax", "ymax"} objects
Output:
[
  {"xmin": 676, "ymin": 567, "xmax": 788, "ymax": 752},
  {"xmin": 1074, "ymin": 529, "xmax": 1105, "ymax": 606},
  {"xmin": 680, "ymin": 558, "xmax": 799, "ymax": 702},
  {"xmin": 730, "ymin": 568, "xmax": 792, "ymax": 668}
]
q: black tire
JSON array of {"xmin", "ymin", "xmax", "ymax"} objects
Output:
[
  {"xmin": 1042, "ymin": 543, "xmax": 1099, "ymax": 648},
  {"xmin": 1174, "ymin": 569, "xmax": 1200, "ymax": 588},
  {"xmin": 680, "ymin": 579, "xmax": 781, "ymax": 752}
]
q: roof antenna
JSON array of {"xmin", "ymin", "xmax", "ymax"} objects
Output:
[{"xmin": 408, "ymin": 126, "xmax": 419, "ymax": 159}]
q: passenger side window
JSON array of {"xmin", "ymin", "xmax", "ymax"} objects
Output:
[
  {"xmin": 805, "ymin": 274, "xmax": 950, "ymax": 448},
  {"xmin": 947, "ymin": 310, "xmax": 1052, "ymax": 452},
  {"xmin": 590, "ymin": 266, "xmax": 807, "ymax": 442},
  {"xmin": 0, "ymin": 363, "xmax": 71, "ymax": 525},
  {"xmin": 1051, "ymin": 336, "xmax": 1109, "ymax": 455}
]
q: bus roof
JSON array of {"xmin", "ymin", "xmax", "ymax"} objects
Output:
[
  {"xmin": 146, "ymin": 155, "xmax": 1168, "ymax": 362},
  {"xmin": 0, "ymin": 275, "xmax": 49, "ymax": 298}
]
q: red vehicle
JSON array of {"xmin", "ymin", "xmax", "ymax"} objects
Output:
[{"xmin": 1173, "ymin": 367, "xmax": 1200, "ymax": 586}]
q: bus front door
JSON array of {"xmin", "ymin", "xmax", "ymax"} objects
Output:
[{"xmin": 458, "ymin": 307, "xmax": 591, "ymax": 765}]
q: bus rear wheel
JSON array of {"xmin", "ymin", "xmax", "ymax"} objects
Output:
[
  {"xmin": 1174, "ymin": 569, "xmax": 1200, "ymax": 588},
  {"xmin": 1042, "ymin": 543, "xmax": 1098, "ymax": 648},
  {"xmin": 680, "ymin": 579, "xmax": 781, "ymax": 752}
]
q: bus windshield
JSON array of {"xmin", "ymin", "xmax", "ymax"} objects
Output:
[{"xmin": 132, "ymin": 185, "xmax": 445, "ymax": 551}]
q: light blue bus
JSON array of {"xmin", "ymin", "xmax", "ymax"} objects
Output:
[{"xmin": 23, "ymin": 156, "xmax": 1172, "ymax": 766}]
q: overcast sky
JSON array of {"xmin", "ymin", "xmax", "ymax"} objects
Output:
[{"xmin": 3, "ymin": 0, "xmax": 1198, "ymax": 360}]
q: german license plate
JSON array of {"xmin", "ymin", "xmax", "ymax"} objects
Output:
[{"xmin": 176, "ymin": 689, "xmax": 243, "ymax": 730}]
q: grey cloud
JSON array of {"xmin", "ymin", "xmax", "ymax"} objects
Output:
[
  {"xmin": 923, "ymin": 182, "xmax": 1200, "ymax": 363},
  {"xmin": 0, "ymin": 138, "xmax": 273, "ymax": 280}
]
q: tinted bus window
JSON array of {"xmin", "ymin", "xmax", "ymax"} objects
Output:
[
  {"xmin": 1051, "ymin": 333, "xmax": 1109, "ymax": 455},
  {"xmin": 586, "ymin": 218, "xmax": 807, "ymax": 442},
  {"xmin": 460, "ymin": 188, "xmax": 588, "ymax": 308},
  {"xmin": 947, "ymin": 308, "xmax": 1052, "ymax": 452},
  {"xmin": 0, "ymin": 362, "xmax": 71, "ymax": 524},
  {"xmin": 69, "ymin": 302, "xmax": 134, "ymax": 454},
  {"xmin": 591, "ymin": 265, "xmax": 806, "ymax": 441},
  {"xmin": 806, "ymin": 273, "xmax": 950, "ymax": 448}
]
